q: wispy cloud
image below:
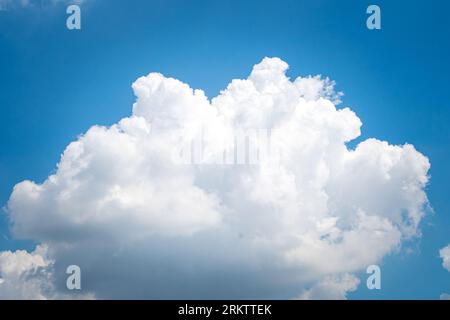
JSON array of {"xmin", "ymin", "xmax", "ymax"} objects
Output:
[{"xmin": 0, "ymin": 0, "xmax": 85, "ymax": 11}]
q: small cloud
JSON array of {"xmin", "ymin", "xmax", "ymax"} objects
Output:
[
  {"xmin": 440, "ymin": 245, "xmax": 450, "ymax": 272},
  {"xmin": 440, "ymin": 293, "xmax": 450, "ymax": 300}
]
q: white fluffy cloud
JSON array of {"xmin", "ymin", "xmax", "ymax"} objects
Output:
[
  {"xmin": 0, "ymin": 246, "xmax": 53, "ymax": 299},
  {"xmin": 440, "ymin": 245, "xmax": 450, "ymax": 272},
  {"xmin": 0, "ymin": 246, "xmax": 93, "ymax": 299},
  {"xmin": 1, "ymin": 57, "xmax": 430, "ymax": 299}
]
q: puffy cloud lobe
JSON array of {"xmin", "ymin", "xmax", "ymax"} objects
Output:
[
  {"xmin": 0, "ymin": 246, "xmax": 94, "ymax": 299},
  {"xmin": 0, "ymin": 246, "xmax": 55, "ymax": 299},
  {"xmin": 296, "ymin": 274, "xmax": 360, "ymax": 300},
  {"xmin": 2, "ymin": 57, "xmax": 430, "ymax": 299},
  {"xmin": 440, "ymin": 245, "xmax": 450, "ymax": 272}
]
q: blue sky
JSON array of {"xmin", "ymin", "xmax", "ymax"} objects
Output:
[{"xmin": 0, "ymin": 0, "xmax": 450, "ymax": 299}]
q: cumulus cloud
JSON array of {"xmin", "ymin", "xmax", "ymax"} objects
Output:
[{"xmin": 1, "ymin": 57, "xmax": 430, "ymax": 299}]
